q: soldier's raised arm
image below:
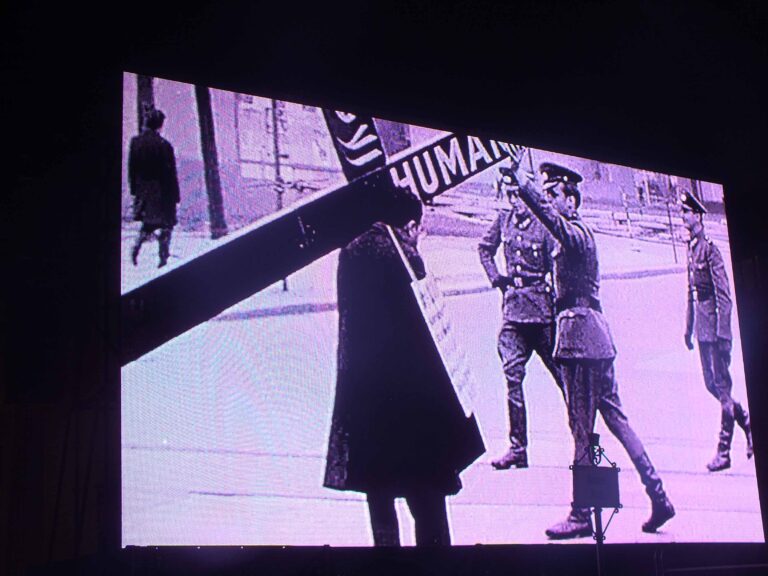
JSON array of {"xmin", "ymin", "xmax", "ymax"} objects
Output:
[{"xmin": 512, "ymin": 167, "xmax": 590, "ymax": 255}]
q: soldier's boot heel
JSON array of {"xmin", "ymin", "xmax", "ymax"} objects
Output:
[
  {"xmin": 642, "ymin": 495, "xmax": 675, "ymax": 533},
  {"xmin": 706, "ymin": 447, "xmax": 731, "ymax": 472},
  {"xmin": 491, "ymin": 447, "xmax": 528, "ymax": 470},
  {"xmin": 735, "ymin": 403, "xmax": 754, "ymax": 459},
  {"xmin": 545, "ymin": 510, "xmax": 593, "ymax": 540},
  {"xmin": 631, "ymin": 451, "xmax": 675, "ymax": 532},
  {"xmin": 708, "ymin": 411, "xmax": 735, "ymax": 471}
]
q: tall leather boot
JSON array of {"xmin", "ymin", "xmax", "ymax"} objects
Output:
[
  {"xmin": 734, "ymin": 402, "xmax": 754, "ymax": 460},
  {"xmin": 707, "ymin": 409, "xmax": 734, "ymax": 472},
  {"xmin": 632, "ymin": 451, "xmax": 676, "ymax": 533},
  {"xmin": 493, "ymin": 379, "xmax": 528, "ymax": 470}
]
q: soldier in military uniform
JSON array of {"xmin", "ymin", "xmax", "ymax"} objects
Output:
[
  {"xmin": 128, "ymin": 107, "xmax": 181, "ymax": 268},
  {"xmin": 510, "ymin": 160, "xmax": 675, "ymax": 539},
  {"xmin": 681, "ymin": 191, "xmax": 752, "ymax": 472},
  {"xmin": 479, "ymin": 167, "xmax": 565, "ymax": 470}
]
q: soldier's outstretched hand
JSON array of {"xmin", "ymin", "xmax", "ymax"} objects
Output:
[{"xmin": 684, "ymin": 333, "xmax": 694, "ymax": 351}]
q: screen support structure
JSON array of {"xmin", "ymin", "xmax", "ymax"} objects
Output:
[{"xmin": 571, "ymin": 433, "xmax": 622, "ymax": 576}]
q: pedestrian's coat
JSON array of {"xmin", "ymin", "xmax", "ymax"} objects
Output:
[
  {"xmin": 324, "ymin": 223, "xmax": 484, "ymax": 496},
  {"xmin": 129, "ymin": 128, "xmax": 181, "ymax": 228}
]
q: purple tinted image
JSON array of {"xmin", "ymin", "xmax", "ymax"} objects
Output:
[{"xmin": 121, "ymin": 72, "xmax": 762, "ymax": 546}]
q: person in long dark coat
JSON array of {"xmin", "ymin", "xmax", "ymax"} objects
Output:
[
  {"xmin": 128, "ymin": 108, "xmax": 180, "ymax": 268},
  {"xmin": 324, "ymin": 193, "xmax": 484, "ymax": 546}
]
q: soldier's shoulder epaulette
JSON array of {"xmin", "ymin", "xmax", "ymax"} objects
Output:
[{"xmin": 570, "ymin": 217, "xmax": 592, "ymax": 234}]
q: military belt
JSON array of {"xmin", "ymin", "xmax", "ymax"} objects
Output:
[
  {"xmin": 509, "ymin": 275, "xmax": 546, "ymax": 288},
  {"xmin": 556, "ymin": 295, "xmax": 602, "ymax": 313}
]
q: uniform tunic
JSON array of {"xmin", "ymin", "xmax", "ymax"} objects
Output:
[
  {"xmin": 479, "ymin": 209, "xmax": 556, "ymax": 323},
  {"xmin": 685, "ymin": 231, "xmax": 732, "ymax": 343}
]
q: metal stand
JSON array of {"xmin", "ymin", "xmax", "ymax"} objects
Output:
[
  {"xmin": 594, "ymin": 507, "xmax": 605, "ymax": 576},
  {"xmin": 571, "ymin": 433, "xmax": 622, "ymax": 576}
]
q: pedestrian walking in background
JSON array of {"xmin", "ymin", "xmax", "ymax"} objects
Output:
[{"xmin": 129, "ymin": 107, "xmax": 181, "ymax": 268}]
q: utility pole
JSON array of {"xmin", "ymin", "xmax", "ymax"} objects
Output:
[
  {"xmin": 271, "ymin": 99, "xmax": 288, "ymax": 291},
  {"xmin": 667, "ymin": 175, "xmax": 678, "ymax": 263},
  {"xmin": 195, "ymin": 85, "xmax": 229, "ymax": 239},
  {"xmin": 136, "ymin": 75, "xmax": 154, "ymax": 130},
  {"xmin": 271, "ymin": 99, "xmax": 285, "ymax": 206}
]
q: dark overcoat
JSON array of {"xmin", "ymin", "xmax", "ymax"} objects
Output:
[
  {"xmin": 128, "ymin": 128, "xmax": 180, "ymax": 227},
  {"xmin": 324, "ymin": 223, "xmax": 485, "ymax": 496}
]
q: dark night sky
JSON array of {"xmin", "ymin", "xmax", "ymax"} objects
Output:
[
  {"xmin": 3, "ymin": 0, "xmax": 767, "ymax": 421},
  {"xmin": 1, "ymin": 0, "xmax": 767, "ymax": 565}
]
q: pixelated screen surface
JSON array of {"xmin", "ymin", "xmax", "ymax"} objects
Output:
[{"xmin": 121, "ymin": 72, "xmax": 763, "ymax": 546}]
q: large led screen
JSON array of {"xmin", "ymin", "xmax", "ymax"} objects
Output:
[{"xmin": 121, "ymin": 72, "xmax": 763, "ymax": 546}]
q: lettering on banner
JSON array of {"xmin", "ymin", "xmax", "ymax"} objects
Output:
[
  {"xmin": 467, "ymin": 136, "xmax": 493, "ymax": 172},
  {"xmin": 385, "ymin": 224, "xmax": 477, "ymax": 417},
  {"xmin": 322, "ymin": 110, "xmax": 386, "ymax": 181},
  {"xmin": 411, "ymin": 275, "xmax": 477, "ymax": 417},
  {"xmin": 435, "ymin": 137, "xmax": 469, "ymax": 186},
  {"xmin": 388, "ymin": 134, "xmax": 525, "ymax": 203}
]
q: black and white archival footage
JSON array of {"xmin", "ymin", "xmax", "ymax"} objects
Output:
[{"xmin": 121, "ymin": 73, "xmax": 762, "ymax": 546}]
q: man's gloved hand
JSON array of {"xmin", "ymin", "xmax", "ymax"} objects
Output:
[
  {"xmin": 512, "ymin": 162, "xmax": 535, "ymax": 187},
  {"xmin": 717, "ymin": 338, "xmax": 732, "ymax": 354},
  {"xmin": 684, "ymin": 333, "xmax": 694, "ymax": 351}
]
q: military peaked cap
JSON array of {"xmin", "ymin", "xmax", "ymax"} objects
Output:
[
  {"xmin": 680, "ymin": 190, "xmax": 707, "ymax": 214},
  {"xmin": 539, "ymin": 162, "xmax": 583, "ymax": 185}
]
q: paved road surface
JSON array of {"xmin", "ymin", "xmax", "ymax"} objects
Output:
[{"xmin": 122, "ymin": 232, "xmax": 761, "ymax": 546}]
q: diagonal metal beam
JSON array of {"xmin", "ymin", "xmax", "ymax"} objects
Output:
[{"xmin": 121, "ymin": 124, "xmax": 523, "ymax": 366}]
